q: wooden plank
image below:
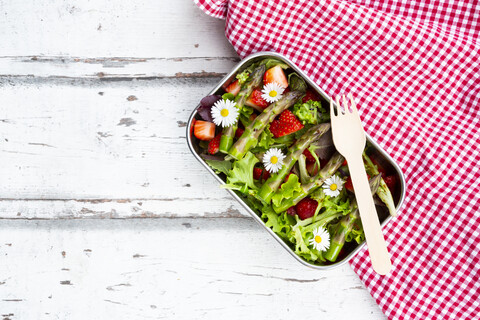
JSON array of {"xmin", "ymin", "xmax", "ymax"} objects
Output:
[
  {"xmin": 0, "ymin": 78, "xmax": 226, "ymax": 201},
  {"xmin": 0, "ymin": 0, "xmax": 237, "ymax": 58},
  {"xmin": 0, "ymin": 56, "xmax": 239, "ymax": 79},
  {"xmin": 0, "ymin": 218, "xmax": 385, "ymax": 319}
]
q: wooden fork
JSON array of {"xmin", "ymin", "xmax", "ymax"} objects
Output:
[{"xmin": 330, "ymin": 94, "xmax": 392, "ymax": 275}]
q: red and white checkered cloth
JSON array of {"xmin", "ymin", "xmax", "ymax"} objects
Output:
[{"xmin": 194, "ymin": 0, "xmax": 480, "ymax": 319}]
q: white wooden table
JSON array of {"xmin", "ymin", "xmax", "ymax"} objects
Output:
[{"xmin": 0, "ymin": 1, "xmax": 386, "ymax": 319}]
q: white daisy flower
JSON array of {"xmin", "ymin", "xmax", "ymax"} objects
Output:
[
  {"xmin": 211, "ymin": 99, "xmax": 239, "ymax": 127},
  {"xmin": 261, "ymin": 82, "xmax": 285, "ymax": 103},
  {"xmin": 322, "ymin": 175, "xmax": 344, "ymax": 197},
  {"xmin": 262, "ymin": 148, "xmax": 286, "ymax": 173},
  {"xmin": 309, "ymin": 226, "xmax": 330, "ymax": 251}
]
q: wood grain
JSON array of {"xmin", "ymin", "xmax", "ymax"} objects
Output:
[{"xmin": 0, "ymin": 218, "xmax": 385, "ymax": 320}]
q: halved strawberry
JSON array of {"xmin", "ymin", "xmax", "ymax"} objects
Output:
[
  {"xmin": 295, "ymin": 197, "xmax": 318, "ymax": 220},
  {"xmin": 263, "ymin": 65, "xmax": 288, "ymax": 88},
  {"xmin": 207, "ymin": 134, "xmax": 221, "ymax": 154},
  {"xmin": 225, "ymin": 80, "xmax": 241, "ymax": 96},
  {"xmin": 302, "ymin": 89, "xmax": 321, "ymax": 103},
  {"xmin": 384, "ymin": 175, "xmax": 397, "ymax": 192},
  {"xmin": 287, "ymin": 206, "xmax": 297, "ymax": 216},
  {"xmin": 193, "ymin": 120, "xmax": 215, "ymax": 141},
  {"xmin": 190, "ymin": 118, "xmax": 197, "ymax": 136},
  {"xmin": 235, "ymin": 127, "xmax": 245, "ymax": 138},
  {"xmin": 245, "ymin": 89, "xmax": 269, "ymax": 111},
  {"xmin": 253, "ymin": 167, "xmax": 270, "ymax": 181},
  {"xmin": 303, "ymin": 149, "xmax": 316, "ymax": 163},
  {"xmin": 269, "ymin": 110, "xmax": 304, "ymax": 138}
]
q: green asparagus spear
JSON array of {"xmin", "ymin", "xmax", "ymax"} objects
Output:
[
  {"xmin": 258, "ymin": 123, "xmax": 331, "ymax": 203},
  {"xmin": 219, "ymin": 65, "xmax": 266, "ymax": 154},
  {"xmin": 325, "ymin": 174, "xmax": 382, "ymax": 262},
  {"xmin": 228, "ymin": 90, "xmax": 304, "ymax": 160},
  {"xmin": 273, "ymin": 152, "xmax": 345, "ymax": 213},
  {"xmin": 362, "ymin": 153, "xmax": 397, "ymax": 216}
]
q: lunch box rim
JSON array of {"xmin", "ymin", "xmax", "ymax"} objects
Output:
[{"xmin": 186, "ymin": 51, "xmax": 406, "ymax": 270}]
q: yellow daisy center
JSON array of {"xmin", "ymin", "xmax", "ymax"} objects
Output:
[
  {"xmin": 220, "ymin": 109, "xmax": 229, "ymax": 117},
  {"xmin": 270, "ymin": 156, "xmax": 278, "ymax": 164},
  {"xmin": 269, "ymin": 90, "xmax": 278, "ymax": 97},
  {"xmin": 315, "ymin": 235, "xmax": 322, "ymax": 243},
  {"xmin": 330, "ymin": 184, "xmax": 337, "ymax": 191}
]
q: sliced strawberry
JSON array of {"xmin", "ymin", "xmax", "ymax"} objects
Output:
[
  {"xmin": 303, "ymin": 149, "xmax": 316, "ymax": 163},
  {"xmin": 190, "ymin": 118, "xmax": 197, "ymax": 136},
  {"xmin": 302, "ymin": 89, "xmax": 321, "ymax": 103},
  {"xmin": 235, "ymin": 127, "xmax": 245, "ymax": 138},
  {"xmin": 207, "ymin": 134, "xmax": 221, "ymax": 154},
  {"xmin": 342, "ymin": 159, "xmax": 348, "ymax": 166},
  {"xmin": 295, "ymin": 197, "xmax": 318, "ymax": 220},
  {"xmin": 263, "ymin": 65, "xmax": 288, "ymax": 88},
  {"xmin": 287, "ymin": 206, "xmax": 297, "ymax": 216},
  {"xmin": 245, "ymin": 89, "xmax": 269, "ymax": 111},
  {"xmin": 253, "ymin": 167, "xmax": 270, "ymax": 181},
  {"xmin": 225, "ymin": 80, "xmax": 241, "ymax": 96},
  {"xmin": 193, "ymin": 120, "xmax": 215, "ymax": 141},
  {"xmin": 269, "ymin": 110, "xmax": 304, "ymax": 138},
  {"xmin": 249, "ymin": 113, "xmax": 257, "ymax": 122}
]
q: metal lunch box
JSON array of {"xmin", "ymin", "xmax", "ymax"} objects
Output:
[{"xmin": 186, "ymin": 51, "xmax": 406, "ymax": 270}]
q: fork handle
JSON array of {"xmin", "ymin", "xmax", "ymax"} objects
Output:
[{"xmin": 348, "ymin": 155, "xmax": 392, "ymax": 275}]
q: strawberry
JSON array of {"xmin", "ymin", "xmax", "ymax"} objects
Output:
[
  {"xmin": 245, "ymin": 89, "xmax": 269, "ymax": 111},
  {"xmin": 235, "ymin": 127, "xmax": 245, "ymax": 138},
  {"xmin": 269, "ymin": 110, "xmax": 304, "ymax": 138},
  {"xmin": 207, "ymin": 134, "xmax": 221, "ymax": 154},
  {"xmin": 249, "ymin": 113, "xmax": 257, "ymax": 122},
  {"xmin": 302, "ymin": 89, "xmax": 321, "ymax": 103},
  {"xmin": 193, "ymin": 120, "xmax": 215, "ymax": 141},
  {"xmin": 345, "ymin": 174, "xmax": 370, "ymax": 192},
  {"xmin": 342, "ymin": 159, "xmax": 348, "ymax": 166},
  {"xmin": 190, "ymin": 118, "xmax": 197, "ymax": 136},
  {"xmin": 295, "ymin": 197, "xmax": 318, "ymax": 220},
  {"xmin": 303, "ymin": 149, "xmax": 316, "ymax": 163},
  {"xmin": 384, "ymin": 175, "xmax": 397, "ymax": 192},
  {"xmin": 287, "ymin": 206, "xmax": 297, "ymax": 216},
  {"xmin": 253, "ymin": 167, "xmax": 270, "ymax": 181},
  {"xmin": 225, "ymin": 80, "xmax": 241, "ymax": 96},
  {"xmin": 263, "ymin": 65, "xmax": 288, "ymax": 88},
  {"xmin": 306, "ymin": 162, "xmax": 319, "ymax": 176}
]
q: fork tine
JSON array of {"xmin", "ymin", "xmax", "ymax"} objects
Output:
[
  {"xmin": 349, "ymin": 93, "xmax": 359, "ymax": 116},
  {"xmin": 335, "ymin": 95, "xmax": 342, "ymax": 115},
  {"xmin": 330, "ymin": 96, "xmax": 336, "ymax": 117},
  {"xmin": 342, "ymin": 95, "xmax": 350, "ymax": 113}
]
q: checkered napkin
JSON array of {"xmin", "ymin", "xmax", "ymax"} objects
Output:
[{"xmin": 193, "ymin": 0, "xmax": 480, "ymax": 318}]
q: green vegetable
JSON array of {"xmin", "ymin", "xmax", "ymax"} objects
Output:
[
  {"xmin": 271, "ymin": 174, "xmax": 304, "ymax": 209},
  {"xmin": 221, "ymin": 152, "xmax": 259, "ymax": 194},
  {"xmin": 236, "ymin": 71, "xmax": 250, "ymax": 85},
  {"xmin": 205, "ymin": 159, "xmax": 232, "ymax": 176},
  {"xmin": 229, "ymin": 90, "xmax": 304, "ymax": 160},
  {"xmin": 324, "ymin": 174, "xmax": 382, "ymax": 262},
  {"xmin": 261, "ymin": 205, "xmax": 296, "ymax": 242},
  {"xmin": 258, "ymin": 123, "xmax": 331, "ymax": 203},
  {"xmin": 288, "ymin": 73, "xmax": 307, "ymax": 92},
  {"xmin": 219, "ymin": 65, "xmax": 265, "ymax": 154},
  {"xmin": 363, "ymin": 153, "xmax": 396, "ymax": 216},
  {"xmin": 292, "ymin": 100, "xmax": 326, "ymax": 125},
  {"xmin": 222, "ymin": 93, "xmax": 235, "ymax": 101}
]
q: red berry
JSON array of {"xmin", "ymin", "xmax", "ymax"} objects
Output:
[
  {"xmin": 295, "ymin": 197, "xmax": 318, "ymax": 220},
  {"xmin": 303, "ymin": 149, "xmax": 316, "ymax": 163},
  {"xmin": 207, "ymin": 134, "xmax": 221, "ymax": 154},
  {"xmin": 269, "ymin": 110, "xmax": 304, "ymax": 138},
  {"xmin": 345, "ymin": 176, "xmax": 354, "ymax": 192},
  {"xmin": 306, "ymin": 162, "xmax": 319, "ymax": 176},
  {"xmin": 253, "ymin": 167, "xmax": 270, "ymax": 181},
  {"xmin": 384, "ymin": 175, "xmax": 397, "ymax": 192},
  {"xmin": 235, "ymin": 127, "xmax": 245, "ymax": 138},
  {"xmin": 194, "ymin": 120, "xmax": 215, "ymax": 141},
  {"xmin": 263, "ymin": 65, "xmax": 288, "ymax": 88},
  {"xmin": 287, "ymin": 206, "xmax": 297, "ymax": 216},
  {"xmin": 245, "ymin": 89, "xmax": 269, "ymax": 111},
  {"xmin": 302, "ymin": 90, "xmax": 321, "ymax": 103},
  {"xmin": 225, "ymin": 80, "xmax": 241, "ymax": 96},
  {"xmin": 342, "ymin": 159, "xmax": 347, "ymax": 166}
]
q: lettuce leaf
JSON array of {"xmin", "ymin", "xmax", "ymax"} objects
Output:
[
  {"xmin": 292, "ymin": 100, "xmax": 326, "ymax": 125},
  {"xmin": 261, "ymin": 206, "xmax": 296, "ymax": 242},
  {"xmin": 205, "ymin": 159, "xmax": 232, "ymax": 176},
  {"xmin": 257, "ymin": 127, "xmax": 275, "ymax": 150},
  {"xmin": 221, "ymin": 152, "xmax": 259, "ymax": 193},
  {"xmin": 271, "ymin": 174, "xmax": 304, "ymax": 212},
  {"xmin": 236, "ymin": 71, "xmax": 250, "ymax": 85},
  {"xmin": 288, "ymin": 73, "xmax": 307, "ymax": 92}
]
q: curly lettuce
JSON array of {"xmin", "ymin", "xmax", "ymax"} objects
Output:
[
  {"xmin": 221, "ymin": 152, "xmax": 258, "ymax": 194},
  {"xmin": 292, "ymin": 100, "xmax": 326, "ymax": 125}
]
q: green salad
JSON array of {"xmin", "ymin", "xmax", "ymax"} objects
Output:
[{"xmin": 191, "ymin": 58, "xmax": 397, "ymax": 264}]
